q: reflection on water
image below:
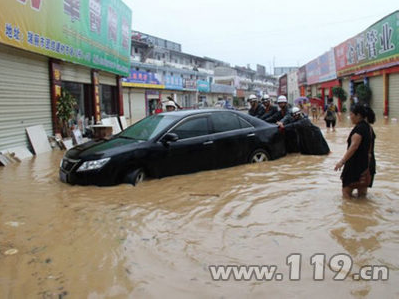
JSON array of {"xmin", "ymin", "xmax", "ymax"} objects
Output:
[{"xmin": 1, "ymin": 119, "xmax": 399, "ymax": 298}]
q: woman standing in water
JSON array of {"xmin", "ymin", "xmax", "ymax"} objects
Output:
[{"xmin": 334, "ymin": 104, "xmax": 376, "ymax": 198}]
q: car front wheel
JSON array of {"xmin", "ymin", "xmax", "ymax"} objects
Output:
[
  {"xmin": 249, "ymin": 149, "xmax": 270, "ymax": 163},
  {"xmin": 124, "ymin": 168, "xmax": 146, "ymax": 185}
]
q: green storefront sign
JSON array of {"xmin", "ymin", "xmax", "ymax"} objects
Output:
[
  {"xmin": 0, "ymin": 0, "xmax": 132, "ymax": 76},
  {"xmin": 335, "ymin": 11, "xmax": 399, "ymax": 77}
]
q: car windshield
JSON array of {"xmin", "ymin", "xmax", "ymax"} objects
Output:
[{"xmin": 120, "ymin": 114, "xmax": 177, "ymax": 141}]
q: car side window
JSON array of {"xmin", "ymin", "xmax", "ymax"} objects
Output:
[
  {"xmin": 170, "ymin": 117, "xmax": 209, "ymax": 139},
  {"xmin": 211, "ymin": 112, "xmax": 241, "ymax": 133},
  {"xmin": 238, "ymin": 117, "xmax": 253, "ymax": 129}
]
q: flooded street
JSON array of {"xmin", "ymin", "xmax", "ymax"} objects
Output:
[{"xmin": 1, "ymin": 118, "xmax": 399, "ymax": 298}]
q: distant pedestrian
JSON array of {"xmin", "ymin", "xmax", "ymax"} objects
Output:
[
  {"xmin": 334, "ymin": 104, "xmax": 376, "ymax": 199},
  {"xmin": 322, "ymin": 98, "xmax": 340, "ymax": 132},
  {"xmin": 311, "ymin": 104, "xmax": 318, "ymax": 120}
]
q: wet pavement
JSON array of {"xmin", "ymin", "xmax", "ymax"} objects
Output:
[{"xmin": 1, "ymin": 118, "xmax": 399, "ymax": 298}]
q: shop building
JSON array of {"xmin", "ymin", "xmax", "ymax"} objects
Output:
[{"xmin": 0, "ymin": 0, "xmax": 132, "ymax": 151}]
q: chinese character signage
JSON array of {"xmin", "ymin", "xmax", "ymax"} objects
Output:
[
  {"xmin": 297, "ymin": 66, "xmax": 307, "ymax": 85},
  {"xmin": 0, "ymin": 0, "xmax": 132, "ymax": 76},
  {"xmin": 165, "ymin": 75, "xmax": 183, "ymax": 90},
  {"xmin": 122, "ymin": 70, "xmax": 164, "ymax": 89},
  {"xmin": 305, "ymin": 49, "xmax": 337, "ymax": 85},
  {"xmin": 123, "ymin": 70, "xmax": 161, "ymax": 85},
  {"xmin": 184, "ymin": 79, "xmax": 197, "ymax": 90},
  {"xmin": 197, "ymin": 80, "xmax": 210, "ymax": 92},
  {"xmin": 334, "ymin": 11, "xmax": 399, "ymax": 77},
  {"xmin": 278, "ymin": 75, "xmax": 287, "ymax": 95}
]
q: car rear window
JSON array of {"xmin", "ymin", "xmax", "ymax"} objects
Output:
[
  {"xmin": 211, "ymin": 112, "xmax": 241, "ymax": 133},
  {"xmin": 171, "ymin": 117, "xmax": 209, "ymax": 139},
  {"xmin": 238, "ymin": 117, "xmax": 253, "ymax": 128}
]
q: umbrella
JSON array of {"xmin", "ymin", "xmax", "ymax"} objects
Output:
[{"xmin": 294, "ymin": 97, "xmax": 309, "ymax": 105}]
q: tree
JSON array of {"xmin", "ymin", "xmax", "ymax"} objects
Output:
[
  {"xmin": 332, "ymin": 86, "xmax": 347, "ymax": 102},
  {"xmin": 56, "ymin": 88, "xmax": 77, "ymax": 137},
  {"xmin": 355, "ymin": 83, "xmax": 372, "ymax": 105}
]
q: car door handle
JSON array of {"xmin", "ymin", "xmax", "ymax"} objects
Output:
[
  {"xmin": 247, "ymin": 133, "xmax": 255, "ymax": 137},
  {"xmin": 203, "ymin": 141, "xmax": 214, "ymax": 145}
]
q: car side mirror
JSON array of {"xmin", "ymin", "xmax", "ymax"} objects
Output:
[{"xmin": 161, "ymin": 133, "xmax": 179, "ymax": 144}]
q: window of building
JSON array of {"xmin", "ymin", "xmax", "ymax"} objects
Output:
[
  {"xmin": 100, "ymin": 85, "xmax": 117, "ymax": 117},
  {"xmin": 62, "ymin": 81, "xmax": 85, "ymax": 120},
  {"xmin": 171, "ymin": 117, "xmax": 209, "ymax": 139}
]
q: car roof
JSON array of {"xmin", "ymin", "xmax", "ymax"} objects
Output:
[
  {"xmin": 157, "ymin": 109, "xmax": 220, "ymax": 116},
  {"xmin": 157, "ymin": 109, "xmax": 274, "ymax": 128}
]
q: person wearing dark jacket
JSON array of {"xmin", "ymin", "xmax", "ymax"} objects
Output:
[
  {"xmin": 334, "ymin": 104, "xmax": 376, "ymax": 199},
  {"xmin": 260, "ymin": 94, "xmax": 278, "ymax": 121},
  {"xmin": 278, "ymin": 107, "xmax": 330, "ymax": 155},
  {"xmin": 248, "ymin": 94, "xmax": 265, "ymax": 118},
  {"xmin": 265, "ymin": 95, "xmax": 290, "ymax": 123}
]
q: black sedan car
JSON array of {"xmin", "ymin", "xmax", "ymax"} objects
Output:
[{"xmin": 59, "ymin": 109, "xmax": 286, "ymax": 186}]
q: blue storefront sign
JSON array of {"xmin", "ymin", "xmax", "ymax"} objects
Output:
[
  {"xmin": 164, "ymin": 75, "xmax": 184, "ymax": 90},
  {"xmin": 123, "ymin": 70, "xmax": 161, "ymax": 85},
  {"xmin": 197, "ymin": 80, "xmax": 210, "ymax": 92}
]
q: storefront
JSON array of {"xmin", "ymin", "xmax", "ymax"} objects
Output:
[
  {"xmin": 197, "ymin": 80, "xmax": 211, "ymax": 107},
  {"xmin": 333, "ymin": 11, "xmax": 399, "ymax": 119},
  {"xmin": 0, "ymin": 0, "xmax": 132, "ymax": 151},
  {"xmin": 122, "ymin": 70, "xmax": 165, "ymax": 122}
]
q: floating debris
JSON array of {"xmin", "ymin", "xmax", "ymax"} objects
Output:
[
  {"xmin": 189, "ymin": 193, "xmax": 220, "ymax": 197},
  {"xmin": 4, "ymin": 249, "xmax": 18, "ymax": 255},
  {"xmin": 5, "ymin": 221, "xmax": 25, "ymax": 227}
]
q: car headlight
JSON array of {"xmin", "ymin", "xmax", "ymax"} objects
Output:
[{"xmin": 77, "ymin": 158, "xmax": 111, "ymax": 172}]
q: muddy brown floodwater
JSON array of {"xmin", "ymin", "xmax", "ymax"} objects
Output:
[{"xmin": 1, "ymin": 118, "xmax": 399, "ymax": 298}]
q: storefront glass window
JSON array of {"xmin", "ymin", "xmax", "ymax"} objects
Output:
[
  {"xmin": 62, "ymin": 81, "xmax": 85, "ymax": 122},
  {"xmin": 100, "ymin": 84, "xmax": 117, "ymax": 117}
]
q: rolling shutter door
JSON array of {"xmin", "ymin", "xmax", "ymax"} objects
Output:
[
  {"xmin": 99, "ymin": 71, "xmax": 117, "ymax": 86},
  {"xmin": 369, "ymin": 76, "xmax": 384, "ymax": 118},
  {"xmin": 123, "ymin": 88, "xmax": 130, "ymax": 120},
  {"xmin": 0, "ymin": 44, "xmax": 51, "ymax": 151},
  {"xmin": 388, "ymin": 73, "xmax": 399, "ymax": 119},
  {"xmin": 130, "ymin": 91, "xmax": 146, "ymax": 123},
  {"xmin": 61, "ymin": 62, "xmax": 91, "ymax": 83}
]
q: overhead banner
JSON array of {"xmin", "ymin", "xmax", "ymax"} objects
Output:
[
  {"xmin": 197, "ymin": 80, "xmax": 210, "ymax": 93},
  {"xmin": 334, "ymin": 11, "xmax": 399, "ymax": 77},
  {"xmin": 297, "ymin": 65, "xmax": 307, "ymax": 86},
  {"xmin": 122, "ymin": 70, "xmax": 165, "ymax": 89},
  {"xmin": 0, "ymin": 0, "xmax": 132, "ymax": 76},
  {"xmin": 165, "ymin": 75, "xmax": 183, "ymax": 90},
  {"xmin": 305, "ymin": 49, "xmax": 337, "ymax": 85}
]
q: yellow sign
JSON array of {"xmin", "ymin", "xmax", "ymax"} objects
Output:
[{"xmin": 122, "ymin": 82, "xmax": 165, "ymax": 89}]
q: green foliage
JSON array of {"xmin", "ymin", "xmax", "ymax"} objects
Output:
[
  {"xmin": 316, "ymin": 93, "xmax": 322, "ymax": 99},
  {"xmin": 56, "ymin": 88, "xmax": 77, "ymax": 137},
  {"xmin": 332, "ymin": 86, "xmax": 347, "ymax": 102},
  {"xmin": 356, "ymin": 83, "xmax": 372, "ymax": 104},
  {"xmin": 56, "ymin": 88, "xmax": 76, "ymax": 122}
]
